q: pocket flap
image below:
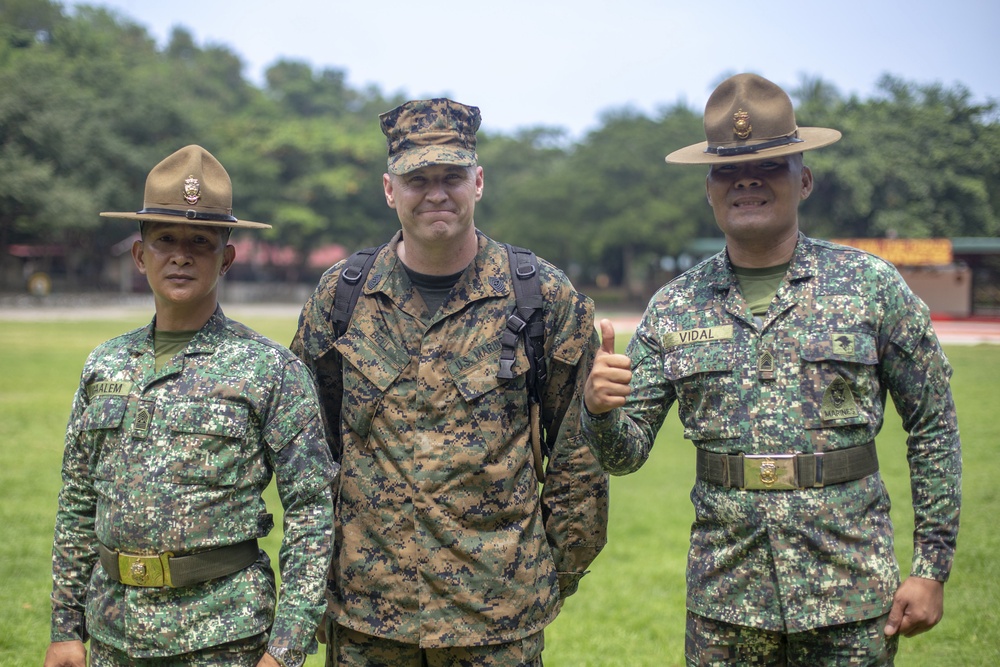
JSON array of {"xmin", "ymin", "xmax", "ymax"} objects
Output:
[
  {"xmin": 800, "ymin": 332, "xmax": 878, "ymax": 364},
  {"xmin": 168, "ymin": 401, "xmax": 249, "ymax": 438},
  {"xmin": 335, "ymin": 328, "xmax": 409, "ymax": 392}
]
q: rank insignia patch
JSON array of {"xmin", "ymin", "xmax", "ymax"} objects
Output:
[
  {"xmin": 489, "ymin": 276, "xmax": 506, "ymax": 293},
  {"xmin": 821, "ymin": 376, "xmax": 859, "ymax": 421},
  {"xmin": 133, "ymin": 399, "xmax": 154, "ymax": 439}
]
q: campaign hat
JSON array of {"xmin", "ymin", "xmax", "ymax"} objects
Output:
[
  {"xmin": 666, "ymin": 73, "xmax": 841, "ymax": 165},
  {"xmin": 100, "ymin": 145, "xmax": 270, "ymax": 229}
]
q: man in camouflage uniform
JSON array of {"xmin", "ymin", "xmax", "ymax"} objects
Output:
[
  {"xmin": 45, "ymin": 146, "xmax": 337, "ymax": 667},
  {"xmin": 292, "ymin": 99, "xmax": 609, "ymax": 666},
  {"xmin": 583, "ymin": 74, "xmax": 961, "ymax": 665}
]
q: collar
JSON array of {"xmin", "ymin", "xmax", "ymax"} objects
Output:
[{"xmin": 708, "ymin": 232, "xmax": 818, "ymax": 291}]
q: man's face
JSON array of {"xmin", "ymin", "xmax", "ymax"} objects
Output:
[
  {"xmin": 383, "ymin": 164, "xmax": 484, "ymax": 247},
  {"xmin": 705, "ymin": 154, "xmax": 813, "ymax": 245},
  {"xmin": 132, "ymin": 222, "xmax": 234, "ymax": 310}
]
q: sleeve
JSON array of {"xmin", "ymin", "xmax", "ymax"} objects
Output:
[
  {"xmin": 877, "ymin": 267, "xmax": 962, "ymax": 582},
  {"xmin": 50, "ymin": 371, "xmax": 98, "ymax": 643},
  {"xmin": 581, "ymin": 302, "xmax": 678, "ymax": 475},
  {"xmin": 536, "ymin": 277, "xmax": 609, "ymax": 598},
  {"xmin": 264, "ymin": 359, "xmax": 338, "ymax": 653},
  {"xmin": 290, "ymin": 263, "xmax": 346, "ymax": 464}
]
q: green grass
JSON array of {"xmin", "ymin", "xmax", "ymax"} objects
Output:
[{"xmin": 1, "ymin": 312, "xmax": 997, "ymax": 666}]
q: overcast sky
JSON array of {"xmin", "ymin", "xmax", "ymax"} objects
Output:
[{"xmin": 65, "ymin": 0, "xmax": 1000, "ymax": 139}]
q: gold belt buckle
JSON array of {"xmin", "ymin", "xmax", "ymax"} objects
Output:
[
  {"xmin": 743, "ymin": 454, "xmax": 797, "ymax": 490},
  {"xmin": 118, "ymin": 551, "xmax": 174, "ymax": 587}
]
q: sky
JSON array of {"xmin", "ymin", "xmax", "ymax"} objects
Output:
[{"xmin": 64, "ymin": 0, "xmax": 1000, "ymax": 139}]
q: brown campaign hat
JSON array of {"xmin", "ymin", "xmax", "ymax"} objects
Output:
[
  {"xmin": 100, "ymin": 145, "xmax": 270, "ymax": 229},
  {"xmin": 380, "ymin": 98, "xmax": 481, "ymax": 175},
  {"xmin": 666, "ymin": 73, "xmax": 841, "ymax": 165}
]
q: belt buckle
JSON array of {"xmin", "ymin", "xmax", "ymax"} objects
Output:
[
  {"xmin": 118, "ymin": 552, "xmax": 173, "ymax": 587},
  {"xmin": 743, "ymin": 454, "xmax": 797, "ymax": 490}
]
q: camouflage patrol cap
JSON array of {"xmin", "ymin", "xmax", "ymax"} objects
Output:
[
  {"xmin": 379, "ymin": 98, "xmax": 481, "ymax": 175},
  {"xmin": 100, "ymin": 145, "xmax": 270, "ymax": 229},
  {"xmin": 666, "ymin": 73, "xmax": 841, "ymax": 165}
]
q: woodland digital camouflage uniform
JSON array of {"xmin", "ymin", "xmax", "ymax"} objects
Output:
[
  {"xmin": 583, "ymin": 234, "xmax": 961, "ymax": 632},
  {"xmin": 50, "ymin": 308, "xmax": 337, "ymax": 657},
  {"xmin": 292, "ymin": 230, "xmax": 609, "ymax": 647}
]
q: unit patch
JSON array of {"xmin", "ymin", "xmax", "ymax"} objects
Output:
[
  {"xmin": 664, "ymin": 325, "xmax": 733, "ymax": 348},
  {"xmin": 831, "ymin": 333, "xmax": 855, "ymax": 356},
  {"xmin": 821, "ymin": 376, "xmax": 859, "ymax": 420}
]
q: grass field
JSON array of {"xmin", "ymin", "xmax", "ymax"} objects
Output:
[{"xmin": 1, "ymin": 311, "xmax": 997, "ymax": 666}]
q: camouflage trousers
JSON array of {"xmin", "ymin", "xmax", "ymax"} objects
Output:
[
  {"xmin": 90, "ymin": 633, "xmax": 267, "ymax": 666},
  {"xmin": 685, "ymin": 611, "xmax": 899, "ymax": 666},
  {"xmin": 326, "ymin": 621, "xmax": 544, "ymax": 667}
]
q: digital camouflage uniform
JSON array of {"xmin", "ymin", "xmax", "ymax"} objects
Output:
[
  {"xmin": 292, "ymin": 230, "xmax": 609, "ymax": 648},
  {"xmin": 50, "ymin": 307, "xmax": 337, "ymax": 658},
  {"xmin": 583, "ymin": 234, "xmax": 961, "ymax": 632}
]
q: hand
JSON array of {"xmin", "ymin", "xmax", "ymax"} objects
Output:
[
  {"xmin": 43, "ymin": 640, "xmax": 86, "ymax": 667},
  {"xmin": 884, "ymin": 576, "xmax": 945, "ymax": 637},
  {"xmin": 584, "ymin": 319, "xmax": 633, "ymax": 414},
  {"xmin": 256, "ymin": 652, "xmax": 281, "ymax": 667},
  {"xmin": 316, "ymin": 620, "xmax": 327, "ymax": 644}
]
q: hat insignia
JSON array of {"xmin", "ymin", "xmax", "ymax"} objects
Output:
[
  {"xmin": 733, "ymin": 109, "xmax": 752, "ymax": 139},
  {"xmin": 183, "ymin": 175, "xmax": 201, "ymax": 204}
]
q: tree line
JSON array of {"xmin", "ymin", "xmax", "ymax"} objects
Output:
[{"xmin": 2, "ymin": 0, "xmax": 998, "ymax": 298}]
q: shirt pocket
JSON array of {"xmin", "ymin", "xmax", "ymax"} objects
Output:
[
  {"xmin": 166, "ymin": 400, "xmax": 249, "ymax": 486},
  {"xmin": 79, "ymin": 396, "xmax": 128, "ymax": 480},
  {"xmin": 448, "ymin": 340, "xmax": 529, "ymax": 460},
  {"xmin": 799, "ymin": 331, "xmax": 879, "ymax": 429},
  {"xmin": 663, "ymin": 342, "xmax": 741, "ymax": 441},
  {"xmin": 334, "ymin": 328, "xmax": 408, "ymax": 444}
]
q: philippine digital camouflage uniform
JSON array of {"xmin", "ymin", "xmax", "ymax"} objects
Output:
[
  {"xmin": 583, "ymin": 234, "xmax": 962, "ymax": 632},
  {"xmin": 292, "ymin": 230, "xmax": 609, "ymax": 648},
  {"xmin": 50, "ymin": 308, "xmax": 337, "ymax": 658}
]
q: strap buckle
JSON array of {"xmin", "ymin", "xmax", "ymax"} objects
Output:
[
  {"xmin": 118, "ymin": 551, "xmax": 174, "ymax": 587},
  {"xmin": 742, "ymin": 454, "xmax": 797, "ymax": 490}
]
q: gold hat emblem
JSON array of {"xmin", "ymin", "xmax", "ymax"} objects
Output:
[
  {"xmin": 183, "ymin": 175, "xmax": 201, "ymax": 205},
  {"xmin": 733, "ymin": 109, "xmax": 752, "ymax": 139}
]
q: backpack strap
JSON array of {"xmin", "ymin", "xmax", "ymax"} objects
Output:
[
  {"xmin": 500, "ymin": 244, "xmax": 549, "ymax": 482},
  {"xmin": 332, "ymin": 244, "xmax": 386, "ymax": 338}
]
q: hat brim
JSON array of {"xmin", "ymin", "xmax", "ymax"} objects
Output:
[
  {"xmin": 99, "ymin": 211, "xmax": 271, "ymax": 229},
  {"xmin": 387, "ymin": 146, "xmax": 477, "ymax": 175},
  {"xmin": 666, "ymin": 127, "xmax": 842, "ymax": 165}
]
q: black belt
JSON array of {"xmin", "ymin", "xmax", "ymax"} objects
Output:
[
  {"xmin": 696, "ymin": 442, "xmax": 878, "ymax": 490},
  {"xmin": 98, "ymin": 539, "xmax": 259, "ymax": 588}
]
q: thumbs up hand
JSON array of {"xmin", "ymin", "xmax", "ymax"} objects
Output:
[{"xmin": 585, "ymin": 319, "xmax": 633, "ymax": 414}]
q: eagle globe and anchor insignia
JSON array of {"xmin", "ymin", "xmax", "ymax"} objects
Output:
[
  {"xmin": 733, "ymin": 109, "xmax": 752, "ymax": 139},
  {"xmin": 130, "ymin": 560, "xmax": 148, "ymax": 585},
  {"xmin": 758, "ymin": 457, "xmax": 779, "ymax": 486},
  {"xmin": 183, "ymin": 175, "xmax": 201, "ymax": 205}
]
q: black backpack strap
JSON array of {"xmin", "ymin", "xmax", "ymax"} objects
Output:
[
  {"xmin": 500, "ymin": 244, "xmax": 550, "ymax": 481},
  {"xmin": 332, "ymin": 245, "xmax": 386, "ymax": 338}
]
